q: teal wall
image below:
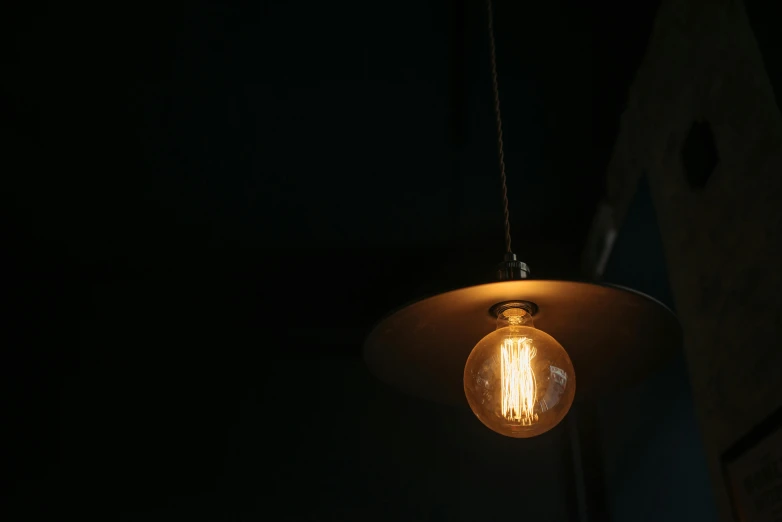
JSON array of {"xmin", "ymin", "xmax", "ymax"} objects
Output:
[{"xmin": 598, "ymin": 176, "xmax": 717, "ymax": 520}]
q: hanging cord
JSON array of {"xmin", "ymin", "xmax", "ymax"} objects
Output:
[{"xmin": 487, "ymin": 0, "xmax": 512, "ymax": 254}]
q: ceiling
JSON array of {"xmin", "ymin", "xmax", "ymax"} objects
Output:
[
  {"xmin": 5, "ymin": 0, "xmax": 659, "ymax": 270},
  {"xmin": 3, "ymin": 0, "xmax": 660, "ymax": 519},
  {"xmin": 4, "ymin": 0, "xmax": 660, "ymax": 350}
]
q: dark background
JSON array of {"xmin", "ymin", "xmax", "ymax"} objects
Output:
[{"xmin": 3, "ymin": 0, "xmax": 665, "ymax": 519}]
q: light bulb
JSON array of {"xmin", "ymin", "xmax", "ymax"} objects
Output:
[{"xmin": 463, "ymin": 307, "xmax": 575, "ymax": 438}]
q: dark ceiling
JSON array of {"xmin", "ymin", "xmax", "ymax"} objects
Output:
[
  {"xmin": 3, "ymin": 0, "xmax": 660, "ymax": 519},
  {"xmin": 4, "ymin": 0, "xmax": 660, "ymax": 275}
]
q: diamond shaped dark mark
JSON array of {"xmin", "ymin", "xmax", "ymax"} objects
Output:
[{"xmin": 681, "ymin": 120, "xmax": 718, "ymax": 189}]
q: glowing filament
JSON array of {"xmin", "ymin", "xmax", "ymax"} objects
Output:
[{"xmin": 500, "ymin": 338, "xmax": 538, "ymax": 425}]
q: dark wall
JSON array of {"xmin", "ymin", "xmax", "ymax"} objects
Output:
[
  {"xmin": 1, "ymin": 267, "xmax": 575, "ymax": 520},
  {"xmin": 0, "ymin": 219, "xmax": 577, "ymax": 519}
]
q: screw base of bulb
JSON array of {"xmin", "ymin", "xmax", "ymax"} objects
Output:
[{"xmin": 489, "ymin": 300, "xmax": 539, "ymax": 318}]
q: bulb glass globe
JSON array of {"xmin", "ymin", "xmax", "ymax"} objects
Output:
[{"xmin": 463, "ymin": 307, "xmax": 575, "ymax": 438}]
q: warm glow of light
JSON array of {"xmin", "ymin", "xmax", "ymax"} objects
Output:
[{"xmin": 500, "ymin": 337, "xmax": 538, "ymax": 425}]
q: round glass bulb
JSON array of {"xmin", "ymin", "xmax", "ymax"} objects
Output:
[{"xmin": 463, "ymin": 307, "xmax": 575, "ymax": 438}]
